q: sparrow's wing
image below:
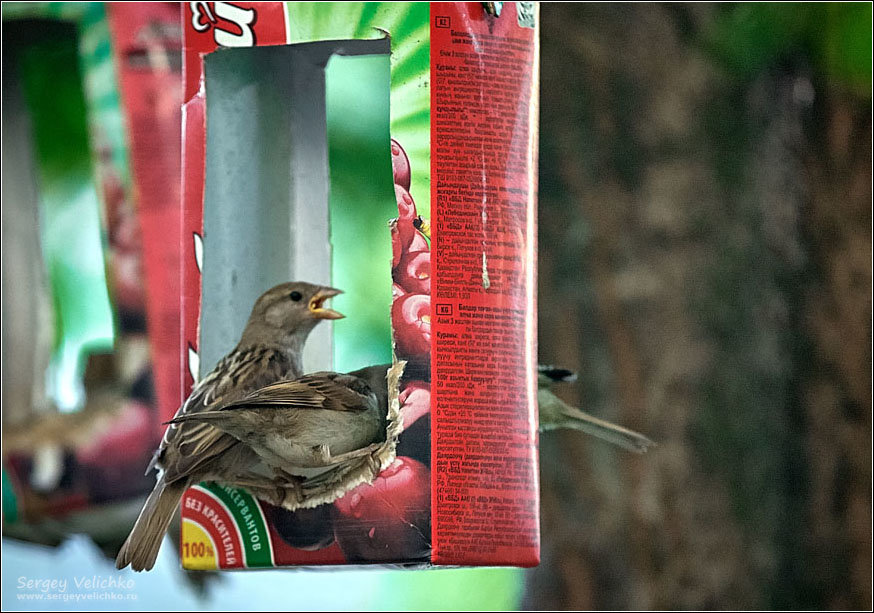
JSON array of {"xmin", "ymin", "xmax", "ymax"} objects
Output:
[
  {"xmin": 286, "ymin": 372, "xmax": 378, "ymax": 412},
  {"xmin": 156, "ymin": 347, "xmax": 294, "ymax": 481},
  {"xmin": 168, "ymin": 373, "xmax": 377, "ymax": 424}
]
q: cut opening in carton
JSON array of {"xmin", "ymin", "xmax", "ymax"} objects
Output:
[{"xmin": 200, "ymin": 38, "xmax": 394, "ymax": 376}]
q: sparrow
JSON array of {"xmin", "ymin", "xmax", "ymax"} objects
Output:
[
  {"xmin": 537, "ymin": 366, "xmax": 655, "ymax": 453},
  {"xmin": 162, "ymin": 364, "xmax": 393, "ymax": 486},
  {"xmin": 116, "ymin": 281, "xmax": 343, "ymax": 571}
]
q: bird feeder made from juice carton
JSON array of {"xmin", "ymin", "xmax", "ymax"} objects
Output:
[{"xmin": 179, "ymin": 1, "xmax": 539, "ymax": 569}]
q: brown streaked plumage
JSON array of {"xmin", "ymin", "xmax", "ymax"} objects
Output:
[
  {"xmin": 163, "ymin": 365, "xmax": 390, "ymax": 477},
  {"xmin": 116, "ymin": 281, "xmax": 342, "ymax": 572}
]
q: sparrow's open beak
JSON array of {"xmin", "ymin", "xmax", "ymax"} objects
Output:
[{"xmin": 309, "ymin": 287, "xmax": 344, "ymax": 320}]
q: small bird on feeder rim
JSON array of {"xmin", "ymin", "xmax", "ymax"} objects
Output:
[{"xmin": 116, "ymin": 281, "xmax": 343, "ymax": 572}]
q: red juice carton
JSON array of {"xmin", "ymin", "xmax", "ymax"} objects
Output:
[{"xmin": 179, "ymin": 1, "xmax": 539, "ymax": 569}]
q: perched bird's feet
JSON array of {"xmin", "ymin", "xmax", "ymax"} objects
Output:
[
  {"xmin": 279, "ymin": 476, "xmax": 304, "ymax": 506},
  {"xmin": 270, "ymin": 467, "xmax": 305, "ymax": 506}
]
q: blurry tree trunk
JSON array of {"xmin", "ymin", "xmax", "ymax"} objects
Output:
[{"xmin": 530, "ymin": 4, "xmax": 870, "ymax": 610}]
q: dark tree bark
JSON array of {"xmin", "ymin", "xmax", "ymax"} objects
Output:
[{"xmin": 529, "ymin": 4, "xmax": 871, "ymax": 609}]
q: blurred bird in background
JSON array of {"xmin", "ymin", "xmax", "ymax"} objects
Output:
[
  {"xmin": 116, "ymin": 281, "xmax": 342, "ymax": 571},
  {"xmin": 537, "ymin": 366, "xmax": 655, "ymax": 453}
]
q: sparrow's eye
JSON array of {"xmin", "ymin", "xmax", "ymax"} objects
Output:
[{"xmin": 289, "ymin": 291, "xmax": 303, "ymax": 302}]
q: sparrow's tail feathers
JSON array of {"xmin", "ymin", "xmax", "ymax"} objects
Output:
[
  {"xmin": 541, "ymin": 398, "xmax": 656, "ymax": 454},
  {"xmin": 116, "ymin": 477, "xmax": 190, "ymax": 571}
]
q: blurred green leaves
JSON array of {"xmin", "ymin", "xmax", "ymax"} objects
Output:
[
  {"xmin": 817, "ymin": 2, "xmax": 873, "ymax": 95},
  {"xmin": 374, "ymin": 566, "xmax": 525, "ymax": 611},
  {"xmin": 326, "ymin": 53, "xmax": 395, "ymax": 372},
  {"xmin": 707, "ymin": 2, "xmax": 872, "ymax": 97}
]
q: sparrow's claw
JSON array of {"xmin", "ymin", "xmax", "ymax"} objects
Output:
[
  {"xmin": 280, "ymin": 477, "xmax": 304, "ymax": 506},
  {"xmin": 266, "ymin": 467, "xmax": 305, "ymax": 505}
]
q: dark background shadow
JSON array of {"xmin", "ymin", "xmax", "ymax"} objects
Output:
[{"xmin": 529, "ymin": 3, "xmax": 871, "ymax": 609}]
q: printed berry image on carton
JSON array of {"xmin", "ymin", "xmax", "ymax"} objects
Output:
[{"xmin": 178, "ymin": 1, "xmax": 539, "ymax": 569}]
